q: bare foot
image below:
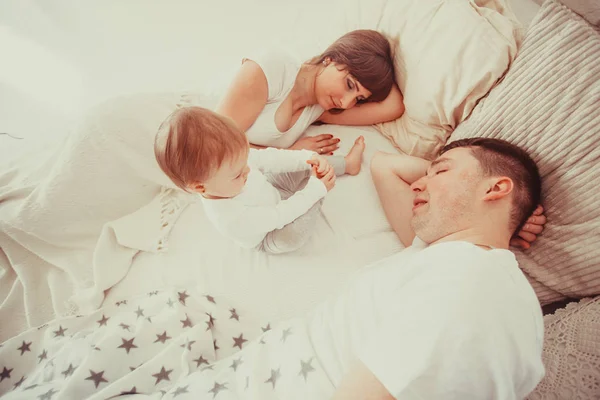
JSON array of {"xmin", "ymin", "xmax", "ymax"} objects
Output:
[{"xmin": 344, "ymin": 136, "xmax": 366, "ymax": 176}]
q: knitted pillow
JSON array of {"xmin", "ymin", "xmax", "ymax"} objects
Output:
[{"xmin": 450, "ymin": 0, "xmax": 600, "ymax": 304}]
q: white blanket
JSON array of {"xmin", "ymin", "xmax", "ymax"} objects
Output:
[
  {"xmin": 0, "ymin": 289, "xmax": 335, "ymax": 399},
  {"xmin": 0, "ymin": 92, "xmax": 403, "ymax": 342}
]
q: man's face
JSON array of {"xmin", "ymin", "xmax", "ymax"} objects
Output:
[{"xmin": 410, "ymin": 147, "xmax": 484, "ymax": 243}]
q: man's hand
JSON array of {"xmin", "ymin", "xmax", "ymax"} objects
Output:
[
  {"xmin": 331, "ymin": 360, "xmax": 395, "ymax": 400},
  {"xmin": 510, "ymin": 205, "xmax": 547, "ymax": 250}
]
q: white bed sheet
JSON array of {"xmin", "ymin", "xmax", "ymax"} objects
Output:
[{"xmin": 105, "ymin": 124, "xmax": 405, "ymax": 325}]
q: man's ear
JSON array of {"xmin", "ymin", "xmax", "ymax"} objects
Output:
[{"xmin": 483, "ymin": 177, "xmax": 513, "ymax": 202}]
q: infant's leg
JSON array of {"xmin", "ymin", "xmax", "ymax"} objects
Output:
[
  {"xmin": 325, "ymin": 156, "xmax": 346, "ymax": 176},
  {"xmin": 256, "ymin": 199, "xmax": 322, "ymax": 254}
]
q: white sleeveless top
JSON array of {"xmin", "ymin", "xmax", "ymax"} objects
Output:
[{"xmin": 244, "ymin": 49, "xmax": 324, "ymax": 148}]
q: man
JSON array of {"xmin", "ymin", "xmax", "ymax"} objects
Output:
[{"xmin": 329, "ymin": 138, "xmax": 546, "ymax": 399}]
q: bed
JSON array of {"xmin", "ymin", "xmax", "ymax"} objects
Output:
[{"xmin": 1, "ymin": 0, "xmax": 600, "ymax": 398}]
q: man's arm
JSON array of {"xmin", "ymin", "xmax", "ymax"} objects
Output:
[
  {"xmin": 370, "ymin": 152, "xmax": 430, "ymax": 247},
  {"xmin": 331, "ymin": 360, "xmax": 395, "ymax": 400}
]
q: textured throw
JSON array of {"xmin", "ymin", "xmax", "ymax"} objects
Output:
[
  {"xmin": 450, "ymin": 0, "xmax": 600, "ymax": 305},
  {"xmin": 528, "ymin": 297, "xmax": 600, "ymax": 399},
  {"xmin": 0, "ymin": 93, "xmax": 205, "ymax": 341}
]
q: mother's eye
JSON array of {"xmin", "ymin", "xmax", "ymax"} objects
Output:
[{"xmin": 347, "ymin": 79, "xmax": 354, "ymax": 90}]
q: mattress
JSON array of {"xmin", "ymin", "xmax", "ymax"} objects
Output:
[{"xmin": 104, "ymin": 124, "xmax": 405, "ymax": 325}]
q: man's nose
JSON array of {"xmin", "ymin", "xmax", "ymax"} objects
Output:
[{"xmin": 411, "ymin": 177, "xmax": 427, "ymax": 192}]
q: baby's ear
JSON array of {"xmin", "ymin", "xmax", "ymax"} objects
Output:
[
  {"xmin": 188, "ymin": 182, "xmax": 205, "ymax": 194},
  {"xmin": 483, "ymin": 177, "xmax": 513, "ymax": 202}
]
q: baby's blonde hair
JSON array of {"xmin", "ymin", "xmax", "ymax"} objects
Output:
[{"xmin": 154, "ymin": 106, "xmax": 248, "ymax": 191}]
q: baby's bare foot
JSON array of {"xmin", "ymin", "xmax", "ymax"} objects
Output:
[{"xmin": 344, "ymin": 136, "xmax": 366, "ymax": 176}]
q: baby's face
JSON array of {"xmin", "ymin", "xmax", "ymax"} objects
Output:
[{"xmin": 199, "ymin": 149, "xmax": 250, "ymax": 199}]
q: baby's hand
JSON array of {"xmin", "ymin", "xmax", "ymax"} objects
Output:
[
  {"xmin": 315, "ymin": 164, "xmax": 336, "ymax": 192},
  {"xmin": 307, "ymin": 154, "xmax": 331, "ymax": 178}
]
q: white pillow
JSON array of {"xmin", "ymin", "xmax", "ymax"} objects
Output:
[{"xmin": 342, "ymin": 0, "xmax": 523, "ymax": 160}]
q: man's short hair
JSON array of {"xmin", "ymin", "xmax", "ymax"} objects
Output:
[
  {"xmin": 440, "ymin": 138, "xmax": 542, "ymax": 234},
  {"xmin": 154, "ymin": 106, "xmax": 248, "ymax": 191}
]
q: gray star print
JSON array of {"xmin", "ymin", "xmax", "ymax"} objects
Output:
[
  {"xmin": 205, "ymin": 313, "xmax": 216, "ymax": 330},
  {"xmin": 281, "ymin": 327, "xmax": 293, "ymax": 343},
  {"xmin": 85, "ymin": 369, "xmax": 108, "ymax": 388},
  {"xmin": 299, "ymin": 358, "xmax": 316, "ymax": 382},
  {"xmin": 53, "ymin": 325, "xmax": 67, "ymax": 337},
  {"xmin": 146, "ymin": 316, "xmax": 153, "ymax": 323},
  {"xmin": 229, "ymin": 308, "xmax": 239, "ymax": 321},
  {"xmin": 233, "ymin": 334, "xmax": 248, "ymax": 350},
  {"xmin": 208, "ymin": 381, "xmax": 227, "ymax": 398},
  {"xmin": 62, "ymin": 363, "xmax": 76, "ymax": 378},
  {"xmin": 172, "ymin": 385, "xmax": 189, "ymax": 397},
  {"xmin": 155, "ymin": 331, "xmax": 172, "ymax": 344},
  {"xmin": 38, "ymin": 388, "xmax": 58, "ymax": 400},
  {"xmin": 262, "ymin": 323, "xmax": 271, "ymax": 332},
  {"xmin": 180, "ymin": 339, "xmax": 196, "ymax": 351},
  {"xmin": 116, "ymin": 300, "xmax": 127, "ymax": 306},
  {"xmin": 118, "ymin": 337, "xmax": 138, "ymax": 354},
  {"xmin": 230, "ymin": 357, "xmax": 243, "ymax": 372},
  {"xmin": 24, "ymin": 384, "xmax": 38, "ymax": 391},
  {"xmin": 167, "ymin": 298, "xmax": 175, "ymax": 308},
  {"xmin": 97, "ymin": 314, "xmax": 109, "ymax": 327},
  {"xmin": 134, "ymin": 306, "xmax": 145, "ymax": 319},
  {"xmin": 38, "ymin": 349, "xmax": 48, "ymax": 363},
  {"xmin": 201, "ymin": 365, "xmax": 215, "ymax": 372},
  {"xmin": 265, "ymin": 368, "xmax": 281, "ymax": 389},
  {"xmin": 178, "ymin": 291, "xmax": 189, "ymax": 305},
  {"xmin": 181, "ymin": 314, "xmax": 193, "ymax": 328},
  {"xmin": 0, "ymin": 367, "xmax": 12, "ymax": 382},
  {"xmin": 148, "ymin": 290, "xmax": 159, "ymax": 296},
  {"xmin": 119, "ymin": 323, "xmax": 131, "ymax": 332},
  {"xmin": 120, "ymin": 386, "xmax": 137, "ymax": 395},
  {"xmin": 152, "ymin": 366, "xmax": 173, "ymax": 384},
  {"xmin": 193, "ymin": 355, "xmax": 209, "ymax": 368},
  {"xmin": 205, "ymin": 294, "xmax": 216, "ymax": 304},
  {"xmin": 213, "ymin": 339, "xmax": 219, "ymax": 351},
  {"xmin": 17, "ymin": 340, "xmax": 32, "ymax": 355},
  {"xmin": 13, "ymin": 375, "xmax": 25, "ymax": 389}
]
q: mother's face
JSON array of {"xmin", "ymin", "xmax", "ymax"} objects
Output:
[{"xmin": 315, "ymin": 60, "xmax": 372, "ymax": 111}]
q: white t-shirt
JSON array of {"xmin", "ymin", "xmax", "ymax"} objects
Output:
[
  {"xmin": 306, "ymin": 239, "xmax": 545, "ymax": 399},
  {"xmin": 200, "ymin": 148, "xmax": 326, "ymax": 249},
  {"xmin": 244, "ymin": 49, "xmax": 325, "ymax": 148}
]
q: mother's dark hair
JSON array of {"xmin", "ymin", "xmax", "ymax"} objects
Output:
[{"xmin": 310, "ymin": 29, "xmax": 395, "ymax": 108}]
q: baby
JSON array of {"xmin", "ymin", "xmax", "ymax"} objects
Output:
[{"xmin": 154, "ymin": 106, "xmax": 363, "ymax": 254}]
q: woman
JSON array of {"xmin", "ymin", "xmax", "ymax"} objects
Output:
[{"xmin": 216, "ymin": 29, "xmax": 405, "ymax": 176}]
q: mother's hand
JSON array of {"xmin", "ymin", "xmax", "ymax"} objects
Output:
[
  {"xmin": 510, "ymin": 205, "xmax": 547, "ymax": 250},
  {"xmin": 290, "ymin": 134, "xmax": 340, "ymax": 155}
]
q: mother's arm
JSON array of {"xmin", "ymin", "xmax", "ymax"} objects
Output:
[
  {"xmin": 319, "ymin": 83, "xmax": 405, "ymax": 126},
  {"xmin": 215, "ymin": 60, "xmax": 268, "ymax": 134}
]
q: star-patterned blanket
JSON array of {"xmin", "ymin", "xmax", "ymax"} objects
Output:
[{"xmin": 0, "ymin": 289, "xmax": 335, "ymax": 399}]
